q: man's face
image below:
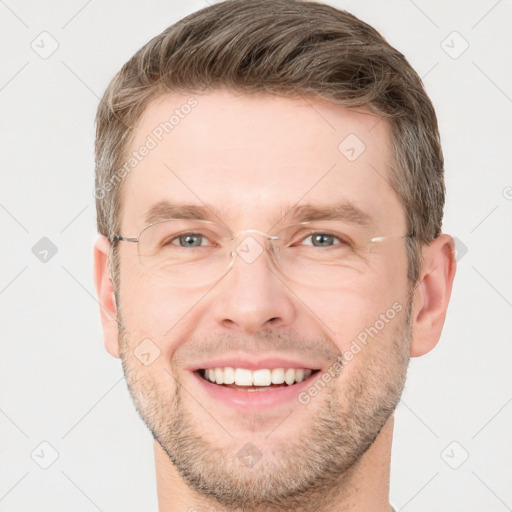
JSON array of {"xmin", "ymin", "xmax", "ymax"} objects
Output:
[{"xmin": 114, "ymin": 90, "xmax": 412, "ymax": 508}]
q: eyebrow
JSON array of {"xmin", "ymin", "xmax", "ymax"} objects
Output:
[
  {"xmin": 143, "ymin": 200, "xmax": 374, "ymax": 228},
  {"xmin": 144, "ymin": 201, "xmax": 212, "ymax": 224},
  {"xmin": 282, "ymin": 203, "xmax": 374, "ymax": 228}
]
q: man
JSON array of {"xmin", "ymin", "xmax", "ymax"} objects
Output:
[{"xmin": 93, "ymin": 1, "xmax": 456, "ymax": 510}]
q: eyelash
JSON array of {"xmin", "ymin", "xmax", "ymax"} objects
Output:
[
  {"xmin": 165, "ymin": 231, "xmax": 351, "ymax": 248},
  {"xmin": 298, "ymin": 232, "xmax": 350, "ymax": 246}
]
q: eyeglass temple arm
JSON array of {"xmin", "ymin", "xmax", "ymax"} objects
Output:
[
  {"xmin": 114, "ymin": 235, "xmax": 138, "ymax": 243},
  {"xmin": 370, "ymin": 234, "xmax": 415, "ymax": 243}
]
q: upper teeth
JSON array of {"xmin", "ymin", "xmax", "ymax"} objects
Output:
[{"xmin": 204, "ymin": 367, "xmax": 312, "ymax": 386}]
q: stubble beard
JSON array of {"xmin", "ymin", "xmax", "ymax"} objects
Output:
[{"xmin": 119, "ymin": 303, "xmax": 411, "ymax": 512}]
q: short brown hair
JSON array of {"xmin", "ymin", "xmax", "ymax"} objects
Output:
[{"xmin": 95, "ymin": 0, "xmax": 444, "ymax": 283}]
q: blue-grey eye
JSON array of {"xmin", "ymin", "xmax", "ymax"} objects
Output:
[
  {"xmin": 303, "ymin": 233, "xmax": 338, "ymax": 247},
  {"xmin": 175, "ymin": 233, "xmax": 204, "ymax": 247},
  {"xmin": 313, "ymin": 234, "xmax": 334, "ymax": 247}
]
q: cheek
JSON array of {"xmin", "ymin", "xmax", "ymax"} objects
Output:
[
  {"xmin": 297, "ymin": 258, "xmax": 409, "ymax": 356},
  {"xmin": 118, "ymin": 267, "xmax": 211, "ymax": 362},
  {"xmin": 119, "ymin": 253, "xmax": 190, "ymax": 328}
]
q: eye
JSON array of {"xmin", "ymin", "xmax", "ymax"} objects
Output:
[
  {"xmin": 170, "ymin": 232, "xmax": 209, "ymax": 248},
  {"xmin": 301, "ymin": 232, "xmax": 347, "ymax": 248}
]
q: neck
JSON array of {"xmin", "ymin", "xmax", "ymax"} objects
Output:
[{"xmin": 154, "ymin": 415, "xmax": 395, "ymax": 512}]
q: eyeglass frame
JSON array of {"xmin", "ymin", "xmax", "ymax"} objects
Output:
[{"xmin": 110, "ymin": 217, "xmax": 416, "ymax": 285}]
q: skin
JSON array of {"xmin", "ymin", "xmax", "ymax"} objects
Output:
[{"xmin": 94, "ymin": 90, "xmax": 456, "ymax": 512}]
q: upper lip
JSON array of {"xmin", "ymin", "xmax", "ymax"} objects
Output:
[{"xmin": 186, "ymin": 355, "xmax": 323, "ymax": 372}]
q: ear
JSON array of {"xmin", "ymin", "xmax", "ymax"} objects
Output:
[
  {"xmin": 410, "ymin": 234, "xmax": 456, "ymax": 357},
  {"xmin": 94, "ymin": 235, "xmax": 120, "ymax": 358}
]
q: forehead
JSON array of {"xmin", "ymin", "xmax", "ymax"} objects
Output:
[{"xmin": 120, "ymin": 90, "xmax": 404, "ymax": 233}]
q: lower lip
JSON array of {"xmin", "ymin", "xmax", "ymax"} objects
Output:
[{"xmin": 191, "ymin": 371, "xmax": 320, "ymax": 410}]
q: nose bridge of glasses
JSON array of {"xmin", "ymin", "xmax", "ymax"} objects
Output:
[
  {"xmin": 229, "ymin": 228, "xmax": 281, "ymax": 267},
  {"xmin": 233, "ymin": 228, "xmax": 279, "ymax": 241}
]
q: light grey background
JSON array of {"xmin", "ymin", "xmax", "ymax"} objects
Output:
[{"xmin": 1, "ymin": 1, "xmax": 511, "ymax": 511}]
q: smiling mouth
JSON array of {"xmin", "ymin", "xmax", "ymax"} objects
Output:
[{"xmin": 196, "ymin": 367, "xmax": 320, "ymax": 391}]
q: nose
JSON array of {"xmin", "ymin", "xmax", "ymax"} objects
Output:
[{"xmin": 211, "ymin": 234, "xmax": 296, "ymax": 334}]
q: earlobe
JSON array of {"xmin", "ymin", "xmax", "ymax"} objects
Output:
[
  {"xmin": 410, "ymin": 234, "xmax": 456, "ymax": 357},
  {"xmin": 94, "ymin": 235, "xmax": 121, "ymax": 358}
]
